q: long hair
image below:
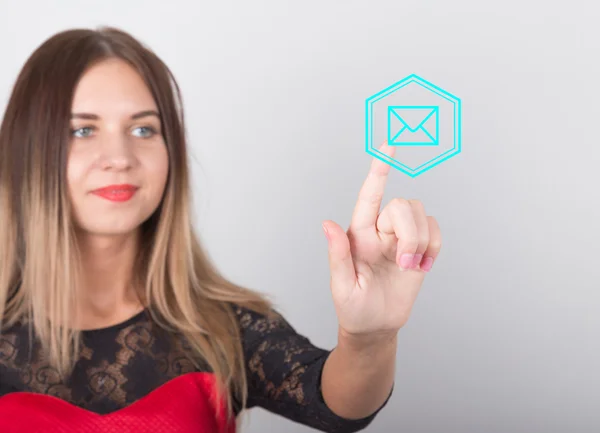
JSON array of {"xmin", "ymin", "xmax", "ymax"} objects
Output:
[{"xmin": 0, "ymin": 26, "xmax": 277, "ymax": 426}]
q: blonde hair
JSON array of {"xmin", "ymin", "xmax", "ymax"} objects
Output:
[{"xmin": 0, "ymin": 26, "xmax": 278, "ymax": 427}]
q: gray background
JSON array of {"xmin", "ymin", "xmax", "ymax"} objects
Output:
[{"xmin": 1, "ymin": 1, "xmax": 599, "ymax": 432}]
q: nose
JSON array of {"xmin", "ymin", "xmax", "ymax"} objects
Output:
[{"xmin": 97, "ymin": 134, "xmax": 138, "ymax": 171}]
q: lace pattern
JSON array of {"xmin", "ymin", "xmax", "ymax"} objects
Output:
[{"xmin": 0, "ymin": 304, "xmax": 390, "ymax": 432}]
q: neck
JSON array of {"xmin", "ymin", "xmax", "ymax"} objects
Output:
[{"xmin": 74, "ymin": 229, "xmax": 144, "ymax": 329}]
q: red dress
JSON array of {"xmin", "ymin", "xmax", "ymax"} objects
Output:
[
  {"xmin": 0, "ymin": 372, "xmax": 236, "ymax": 433},
  {"xmin": 0, "ymin": 304, "xmax": 391, "ymax": 432}
]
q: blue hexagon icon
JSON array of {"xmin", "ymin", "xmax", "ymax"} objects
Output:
[{"xmin": 366, "ymin": 74, "xmax": 461, "ymax": 177}]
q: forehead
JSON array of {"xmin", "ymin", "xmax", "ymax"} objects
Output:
[{"xmin": 71, "ymin": 58, "xmax": 157, "ymax": 114}]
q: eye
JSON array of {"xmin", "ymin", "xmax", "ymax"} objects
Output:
[
  {"xmin": 69, "ymin": 126, "xmax": 158, "ymax": 139},
  {"xmin": 132, "ymin": 126, "xmax": 158, "ymax": 138},
  {"xmin": 71, "ymin": 126, "xmax": 94, "ymax": 138}
]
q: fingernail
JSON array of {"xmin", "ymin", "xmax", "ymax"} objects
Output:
[
  {"xmin": 412, "ymin": 254, "xmax": 423, "ymax": 269},
  {"xmin": 399, "ymin": 253, "xmax": 414, "ymax": 270},
  {"xmin": 322, "ymin": 223, "xmax": 331, "ymax": 243},
  {"xmin": 421, "ymin": 257, "xmax": 434, "ymax": 272}
]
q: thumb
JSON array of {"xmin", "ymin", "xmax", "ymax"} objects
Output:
[{"xmin": 322, "ymin": 220, "xmax": 357, "ymax": 289}]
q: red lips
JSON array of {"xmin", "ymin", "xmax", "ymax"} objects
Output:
[{"xmin": 91, "ymin": 184, "xmax": 138, "ymax": 202}]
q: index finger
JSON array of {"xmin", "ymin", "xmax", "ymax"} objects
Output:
[{"xmin": 349, "ymin": 141, "xmax": 396, "ymax": 231}]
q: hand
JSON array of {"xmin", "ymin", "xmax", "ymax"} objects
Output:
[{"xmin": 322, "ymin": 141, "xmax": 442, "ymax": 341}]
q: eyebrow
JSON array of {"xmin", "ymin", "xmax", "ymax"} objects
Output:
[{"xmin": 70, "ymin": 110, "xmax": 160, "ymax": 120}]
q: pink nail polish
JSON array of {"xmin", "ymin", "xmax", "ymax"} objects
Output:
[
  {"xmin": 412, "ymin": 254, "xmax": 423, "ymax": 269},
  {"xmin": 399, "ymin": 253, "xmax": 414, "ymax": 270},
  {"xmin": 421, "ymin": 257, "xmax": 434, "ymax": 272}
]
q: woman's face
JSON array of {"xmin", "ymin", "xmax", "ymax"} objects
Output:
[{"xmin": 67, "ymin": 58, "xmax": 169, "ymax": 236}]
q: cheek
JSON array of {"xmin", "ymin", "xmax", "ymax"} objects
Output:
[
  {"xmin": 146, "ymin": 147, "xmax": 169, "ymax": 188},
  {"xmin": 140, "ymin": 147, "xmax": 169, "ymax": 202},
  {"xmin": 65, "ymin": 152, "xmax": 94, "ymax": 228},
  {"xmin": 66, "ymin": 153, "xmax": 88, "ymax": 198}
]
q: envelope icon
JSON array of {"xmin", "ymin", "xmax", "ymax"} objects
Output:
[{"xmin": 387, "ymin": 106, "xmax": 439, "ymax": 146}]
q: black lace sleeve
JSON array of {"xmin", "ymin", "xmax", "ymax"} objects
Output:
[{"xmin": 234, "ymin": 305, "xmax": 393, "ymax": 433}]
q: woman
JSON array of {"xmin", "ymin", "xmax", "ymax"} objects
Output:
[{"xmin": 0, "ymin": 27, "xmax": 441, "ymax": 433}]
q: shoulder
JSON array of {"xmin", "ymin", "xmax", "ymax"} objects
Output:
[
  {"xmin": 226, "ymin": 302, "xmax": 326, "ymax": 363},
  {"xmin": 229, "ymin": 302, "xmax": 293, "ymax": 335}
]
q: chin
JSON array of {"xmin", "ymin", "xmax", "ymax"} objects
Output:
[
  {"xmin": 95, "ymin": 228, "xmax": 140, "ymax": 237},
  {"xmin": 75, "ymin": 221, "xmax": 144, "ymax": 237}
]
